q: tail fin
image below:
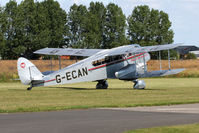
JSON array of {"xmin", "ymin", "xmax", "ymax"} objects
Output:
[{"xmin": 17, "ymin": 57, "xmax": 43, "ymax": 85}]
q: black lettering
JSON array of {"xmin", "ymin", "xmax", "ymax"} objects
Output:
[
  {"xmin": 78, "ymin": 69, "xmax": 82, "ymax": 77},
  {"xmin": 82, "ymin": 67, "xmax": 88, "ymax": 76},
  {"xmin": 56, "ymin": 75, "xmax": 61, "ymax": 83},
  {"xmin": 66, "ymin": 72, "xmax": 72, "ymax": 80},
  {"xmin": 72, "ymin": 70, "xmax": 77, "ymax": 79}
]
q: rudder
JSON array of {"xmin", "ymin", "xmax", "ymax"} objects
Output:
[{"xmin": 17, "ymin": 57, "xmax": 43, "ymax": 85}]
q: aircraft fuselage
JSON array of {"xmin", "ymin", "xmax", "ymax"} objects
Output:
[{"xmin": 39, "ymin": 48, "xmax": 150, "ymax": 87}]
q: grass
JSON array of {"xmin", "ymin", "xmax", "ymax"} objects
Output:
[
  {"xmin": 1, "ymin": 78, "xmax": 199, "ymax": 113},
  {"xmin": 124, "ymin": 123, "xmax": 199, "ymax": 133}
]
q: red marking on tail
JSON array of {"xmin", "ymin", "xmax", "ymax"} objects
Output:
[{"xmin": 20, "ymin": 63, "xmax": 26, "ymax": 68}]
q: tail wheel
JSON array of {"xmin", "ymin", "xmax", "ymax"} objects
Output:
[
  {"xmin": 27, "ymin": 83, "xmax": 33, "ymax": 91},
  {"xmin": 27, "ymin": 87, "xmax": 32, "ymax": 91}
]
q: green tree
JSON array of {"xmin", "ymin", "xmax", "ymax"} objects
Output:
[
  {"xmin": 0, "ymin": 0, "xmax": 68, "ymax": 59},
  {"xmin": 1, "ymin": 0, "xmax": 21, "ymax": 59},
  {"xmin": 127, "ymin": 5, "xmax": 175, "ymax": 59},
  {"xmin": 185, "ymin": 53, "xmax": 197, "ymax": 60},
  {"xmin": 0, "ymin": 6, "xmax": 6, "ymax": 59},
  {"xmin": 85, "ymin": 2, "xmax": 106, "ymax": 48},
  {"xmin": 0, "ymin": 0, "xmax": 48, "ymax": 59},
  {"xmin": 41, "ymin": 0, "xmax": 68, "ymax": 48},
  {"xmin": 68, "ymin": 4, "xmax": 88, "ymax": 48},
  {"xmin": 0, "ymin": 31, "xmax": 5, "ymax": 59},
  {"xmin": 103, "ymin": 3, "xmax": 127, "ymax": 48},
  {"xmin": 17, "ymin": 0, "xmax": 38, "ymax": 58}
]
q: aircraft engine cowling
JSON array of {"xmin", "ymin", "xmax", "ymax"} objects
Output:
[{"xmin": 115, "ymin": 64, "xmax": 137, "ymax": 80}]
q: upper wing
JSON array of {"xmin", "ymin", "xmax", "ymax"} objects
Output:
[
  {"xmin": 108, "ymin": 43, "xmax": 183, "ymax": 56},
  {"xmin": 34, "ymin": 48, "xmax": 104, "ymax": 57},
  {"xmin": 34, "ymin": 43, "xmax": 190, "ymax": 57},
  {"xmin": 174, "ymin": 45, "xmax": 199, "ymax": 55}
]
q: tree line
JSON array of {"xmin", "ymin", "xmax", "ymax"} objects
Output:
[{"xmin": 0, "ymin": 0, "xmax": 174, "ymax": 59}]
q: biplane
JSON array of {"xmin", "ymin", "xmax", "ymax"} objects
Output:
[{"xmin": 17, "ymin": 43, "xmax": 185, "ymax": 90}]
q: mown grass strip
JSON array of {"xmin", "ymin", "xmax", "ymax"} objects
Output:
[
  {"xmin": 0, "ymin": 78, "xmax": 199, "ymax": 113},
  {"xmin": 124, "ymin": 123, "xmax": 199, "ymax": 133}
]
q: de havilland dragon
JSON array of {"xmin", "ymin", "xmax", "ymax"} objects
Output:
[{"xmin": 17, "ymin": 43, "xmax": 186, "ymax": 90}]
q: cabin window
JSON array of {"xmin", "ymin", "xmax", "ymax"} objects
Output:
[
  {"xmin": 96, "ymin": 60, "xmax": 101, "ymax": 66},
  {"xmin": 92, "ymin": 55, "xmax": 123, "ymax": 66},
  {"xmin": 119, "ymin": 55, "xmax": 123, "ymax": 59},
  {"xmin": 134, "ymin": 45, "xmax": 140, "ymax": 48},
  {"xmin": 105, "ymin": 57, "xmax": 111, "ymax": 63},
  {"xmin": 101, "ymin": 58, "xmax": 105, "ymax": 64}
]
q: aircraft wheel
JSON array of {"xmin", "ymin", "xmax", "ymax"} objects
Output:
[
  {"xmin": 27, "ymin": 87, "xmax": 32, "ymax": 91},
  {"xmin": 133, "ymin": 80, "xmax": 145, "ymax": 89},
  {"xmin": 96, "ymin": 80, "xmax": 108, "ymax": 89}
]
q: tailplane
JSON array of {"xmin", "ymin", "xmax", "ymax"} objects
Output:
[{"xmin": 17, "ymin": 57, "xmax": 43, "ymax": 85}]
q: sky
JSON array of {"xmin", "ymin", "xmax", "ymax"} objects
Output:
[{"xmin": 1, "ymin": 0, "xmax": 199, "ymax": 46}]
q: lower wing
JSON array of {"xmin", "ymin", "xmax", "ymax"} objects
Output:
[{"xmin": 139, "ymin": 68, "xmax": 185, "ymax": 78}]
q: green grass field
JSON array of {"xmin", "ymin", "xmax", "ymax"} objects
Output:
[
  {"xmin": 124, "ymin": 123, "xmax": 199, "ymax": 133},
  {"xmin": 1, "ymin": 78, "xmax": 199, "ymax": 113}
]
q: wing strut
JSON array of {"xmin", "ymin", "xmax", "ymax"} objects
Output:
[
  {"xmin": 122, "ymin": 54, "xmax": 129, "ymax": 64},
  {"xmin": 159, "ymin": 51, "xmax": 162, "ymax": 71},
  {"xmin": 75, "ymin": 56, "xmax": 78, "ymax": 62},
  {"xmin": 59, "ymin": 56, "xmax": 61, "ymax": 70},
  {"xmin": 50, "ymin": 56, "xmax": 53, "ymax": 71},
  {"xmin": 143, "ymin": 52, "xmax": 147, "ymax": 73},
  {"xmin": 168, "ymin": 50, "xmax": 171, "ymax": 70},
  {"xmin": 159, "ymin": 50, "xmax": 171, "ymax": 71}
]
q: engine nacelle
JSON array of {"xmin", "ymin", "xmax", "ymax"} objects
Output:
[
  {"xmin": 115, "ymin": 64, "xmax": 137, "ymax": 80},
  {"xmin": 133, "ymin": 80, "xmax": 146, "ymax": 89}
]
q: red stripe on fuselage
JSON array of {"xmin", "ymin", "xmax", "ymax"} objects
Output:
[
  {"xmin": 32, "ymin": 78, "xmax": 56, "ymax": 86},
  {"xmin": 44, "ymin": 79, "xmax": 56, "ymax": 83}
]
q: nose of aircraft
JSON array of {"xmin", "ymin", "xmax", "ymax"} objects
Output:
[{"xmin": 115, "ymin": 72, "xmax": 119, "ymax": 78}]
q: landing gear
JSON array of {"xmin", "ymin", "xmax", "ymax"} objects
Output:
[
  {"xmin": 27, "ymin": 87, "xmax": 32, "ymax": 90},
  {"xmin": 27, "ymin": 84, "xmax": 32, "ymax": 91},
  {"xmin": 133, "ymin": 79, "xmax": 146, "ymax": 89},
  {"xmin": 96, "ymin": 80, "xmax": 108, "ymax": 89}
]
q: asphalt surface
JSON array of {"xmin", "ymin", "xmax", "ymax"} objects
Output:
[{"xmin": 1, "ymin": 104, "xmax": 199, "ymax": 133}]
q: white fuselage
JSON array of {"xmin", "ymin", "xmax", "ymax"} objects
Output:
[{"xmin": 39, "ymin": 46, "xmax": 150, "ymax": 87}]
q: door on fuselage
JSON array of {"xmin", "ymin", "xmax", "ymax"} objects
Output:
[
  {"xmin": 106, "ymin": 55, "xmax": 125, "ymax": 78},
  {"xmin": 92, "ymin": 55, "xmax": 125, "ymax": 79}
]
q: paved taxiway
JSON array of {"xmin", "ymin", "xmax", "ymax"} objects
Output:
[{"xmin": 1, "ymin": 104, "xmax": 199, "ymax": 133}]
